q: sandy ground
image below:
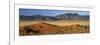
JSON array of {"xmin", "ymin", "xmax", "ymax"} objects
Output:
[
  {"xmin": 19, "ymin": 20, "xmax": 89, "ymax": 26},
  {"xmin": 19, "ymin": 20, "xmax": 90, "ymax": 36}
]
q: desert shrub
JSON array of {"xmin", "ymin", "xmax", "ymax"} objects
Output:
[
  {"xmin": 22, "ymin": 26, "xmax": 40, "ymax": 35},
  {"xmin": 24, "ymin": 26, "xmax": 33, "ymax": 33}
]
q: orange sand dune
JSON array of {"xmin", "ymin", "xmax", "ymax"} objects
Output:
[{"xmin": 19, "ymin": 22, "xmax": 89, "ymax": 36}]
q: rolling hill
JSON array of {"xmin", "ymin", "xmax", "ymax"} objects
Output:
[{"xmin": 19, "ymin": 22, "xmax": 89, "ymax": 36}]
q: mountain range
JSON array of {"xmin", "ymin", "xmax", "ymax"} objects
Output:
[{"xmin": 20, "ymin": 13, "xmax": 89, "ymax": 20}]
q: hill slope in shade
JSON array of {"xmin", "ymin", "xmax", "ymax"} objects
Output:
[{"xmin": 19, "ymin": 22, "xmax": 89, "ymax": 36}]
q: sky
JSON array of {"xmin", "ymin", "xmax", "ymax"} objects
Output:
[{"xmin": 19, "ymin": 8, "xmax": 89, "ymax": 16}]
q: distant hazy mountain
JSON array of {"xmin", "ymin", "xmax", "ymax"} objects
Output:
[
  {"xmin": 55, "ymin": 13, "xmax": 80, "ymax": 20},
  {"xmin": 55, "ymin": 13, "xmax": 89, "ymax": 20},
  {"xmin": 20, "ymin": 15, "xmax": 57, "ymax": 20},
  {"xmin": 20, "ymin": 13, "xmax": 89, "ymax": 20}
]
